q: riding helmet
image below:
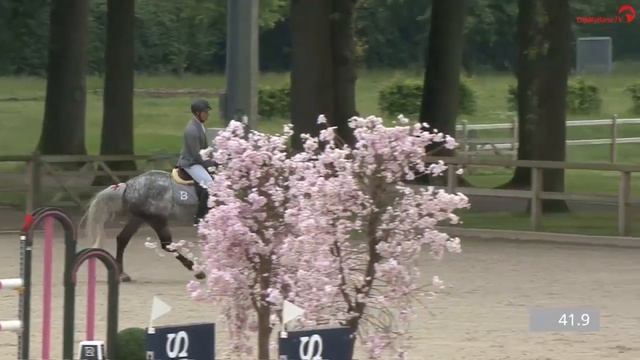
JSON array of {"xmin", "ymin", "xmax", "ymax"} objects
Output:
[{"xmin": 190, "ymin": 99, "xmax": 212, "ymax": 114}]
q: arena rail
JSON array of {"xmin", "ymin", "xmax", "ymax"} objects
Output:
[
  {"xmin": 0, "ymin": 144, "xmax": 638, "ymax": 237},
  {"xmin": 456, "ymin": 115, "xmax": 640, "ymax": 161},
  {"xmin": 426, "ymin": 155, "xmax": 640, "ymax": 236}
]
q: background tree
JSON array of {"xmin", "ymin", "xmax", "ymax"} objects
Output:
[
  {"xmin": 1, "ymin": 1, "xmax": 639, "ymax": 76},
  {"xmin": 419, "ymin": 0, "xmax": 467, "ymax": 157},
  {"xmin": 331, "ymin": 0, "xmax": 358, "ymax": 147},
  {"xmin": 532, "ymin": 0, "xmax": 571, "ymax": 212},
  {"xmin": 37, "ymin": 0, "xmax": 89, "ymax": 156},
  {"xmin": 97, "ymin": 0, "xmax": 136, "ymax": 184},
  {"xmin": 290, "ymin": 0, "xmax": 358, "ymax": 150},
  {"xmin": 500, "ymin": 0, "xmax": 540, "ymax": 189},
  {"xmin": 290, "ymin": 0, "xmax": 334, "ymax": 150}
]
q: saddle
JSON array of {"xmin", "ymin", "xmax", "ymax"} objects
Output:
[{"xmin": 171, "ymin": 167, "xmax": 194, "ymax": 185}]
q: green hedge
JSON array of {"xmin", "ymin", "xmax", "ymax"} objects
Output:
[
  {"xmin": 506, "ymin": 78, "xmax": 602, "ymax": 114},
  {"xmin": 378, "ymin": 79, "xmax": 476, "ymax": 117},
  {"xmin": 115, "ymin": 327, "xmax": 146, "ymax": 360},
  {"xmin": 258, "ymin": 85, "xmax": 290, "ymax": 119},
  {"xmin": 624, "ymin": 82, "xmax": 640, "ymax": 114}
]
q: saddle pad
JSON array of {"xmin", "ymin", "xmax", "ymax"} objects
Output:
[
  {"xmin": 172, "ymin": 183, "xmax": 199, "ymax": 206},
  {"xmin": 171, "ymin": 168, "xmax": 194, "ymax": 185}
]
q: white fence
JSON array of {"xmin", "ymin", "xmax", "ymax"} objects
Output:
[{"xmin": 456, "ymin": 115, "xmax": 640, "ymax": 162}]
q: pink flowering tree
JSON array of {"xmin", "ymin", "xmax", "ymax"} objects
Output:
[{"xmin": 187, "ymin": 115, "xmax": 469, "ymax": 359}]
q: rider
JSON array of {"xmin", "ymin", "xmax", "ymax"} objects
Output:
[{"xmin": 177, "ymin": 99, "xmax": 217, "ymax": 224}]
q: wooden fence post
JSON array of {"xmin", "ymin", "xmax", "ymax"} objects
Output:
[
  {"xmin": 27, "ymin": 152, "xmax": 41, "ymax": 212},
  {"xmin": 618, "ymin": 171, "xmax": 631, "ymax": 236},
  {"xmin": 460, "ymin": 120, "xmax": 468, "ymax": 160},
  {"xmin": 511, "ymin": 115, "xmax": 518, "ymax": 160},
  {"xmin": 531, "ymin": 167, "xmax": 542, "ymax": 231},
  {"xmin": 447, "ymin": 164, "xmax": 458, "ymax": 194},
  {"xmin": 610, "ymin": 114, "xmax": 618, "ymax": 163}
]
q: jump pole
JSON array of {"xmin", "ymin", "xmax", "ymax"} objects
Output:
[
  {"xmin": 42, "ymin": 215, "xmax": 54, "ymax": 360},
  {"xmin": 86, "ymin": 258, "xmax": 97, "ymax": 340},
  {"xmin": 19, "ymin": 207, "xmax": 77, "ymax": 360}
]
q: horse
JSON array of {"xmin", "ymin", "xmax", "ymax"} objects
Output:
[{"xmin": 82, "ymin": 168, "xmax": 207, "ymax": 282}]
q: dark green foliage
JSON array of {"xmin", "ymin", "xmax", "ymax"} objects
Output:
[
  {"xmin": 2, "ymin": 0, "xmax": 640, "ymax": 75},
  {"xmin": 0, "ymin": 0, "xmax": 49, "ymax": 75},
  {"xmin": 258, "ymin": 85, "xmax": 290, "ymax": 119},
  {"xmin": 624, "ymin": 83, "xmax": 640, "ymax": 114},
  {"xmin": 507, "ymin": 79, "xmax": 601, "ymax": 114},
  {"xmin": 378, "ymin": 80, "xmax": 423, "ymax": 117},
  {"xmin": 115, "ymin": 327, "xmax": 146, "ymax": 360},
  {"xmin": 458, "ymin": 78, "xmax": 477, "ymax": 115},
  {"xmin": 379, "ymin": 79, "xmax": 476, "ymax": 117},
  {"xmin": 566, "ymin": 78, "xmax": 601, "ymax": 114},
  {"xmin": 355, "ymin": 0, "xmax": 429, "ymax": 68}
]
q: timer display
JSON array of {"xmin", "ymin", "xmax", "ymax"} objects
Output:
[{"xmin": 529, "ymin": 306, "xmax": 600, "ymax": 332}]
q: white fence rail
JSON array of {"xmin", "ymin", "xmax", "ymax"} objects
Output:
[
  {"xmin": 456, "ymin": 115, "xmax": 640, "ymax": 162},
  {"xmin": 455, "ymin": 117, "xmax": 640, "ymax": 131}
]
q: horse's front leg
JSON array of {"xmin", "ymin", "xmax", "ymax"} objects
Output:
[{"xmin": 148, "ymin": 217, "xmax": 205, "ymax": 279}]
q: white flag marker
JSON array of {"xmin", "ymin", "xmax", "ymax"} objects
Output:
[
  {"xmin": 282, "ymin": 300, "xmax": 305, "ymax": 325},
  {"xmin": 148, "ymin": 296, "xmax": 172, "ymax": 331}
]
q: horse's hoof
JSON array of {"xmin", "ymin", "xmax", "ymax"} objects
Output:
[
  {"xmin": 194, "ymin": 271, "xmax": 206, "ymax": 280},
  {"xmin": 120, "ymin": 273, "xmax": 132, "ymax": 282}
]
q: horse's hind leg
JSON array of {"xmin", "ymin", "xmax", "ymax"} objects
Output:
[
  {"xmin": 116, "ymin": 216, "xmax": 144, "ymax": 282},
  {"xmin": 147, "ymin": 216, "xmax": 205, "ymax": 279}
]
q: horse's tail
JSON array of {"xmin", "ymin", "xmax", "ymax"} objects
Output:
[{"xmin": 81, "ymin": 183, "xmax": 127, "ymax": 248}]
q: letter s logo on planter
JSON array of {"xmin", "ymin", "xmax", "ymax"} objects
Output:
[
  {"xmin": 166, "ymin": 331, "xmax": 189, "ymax": 358},
  {"xmin": 299, "ymin": 334, "xmax": 323, "ymax": 360}
]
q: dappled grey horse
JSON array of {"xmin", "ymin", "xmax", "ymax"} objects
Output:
[{"xmin": 82, "ymin": 169, "xmax": 206, "ymax": 282}]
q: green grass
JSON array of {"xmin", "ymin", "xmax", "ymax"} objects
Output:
[
  {"xmin": 465, "ymin": 165, "xmax": 640, "ymax": 197},
  {"xmin": 458, "ymin": 211, "xmax": 640, "ymax": 237},
  {"xmin": 2, "ymin": 63, "xmax": 640, "ymax": 155}
]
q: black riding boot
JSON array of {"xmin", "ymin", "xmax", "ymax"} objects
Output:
[{"xmin": 194, "ymin": 185, "xmax": 209, "ymax": 225}]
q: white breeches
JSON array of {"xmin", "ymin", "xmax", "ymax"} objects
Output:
[{"xmin": 183, "ymin": 164, "xmax": 214, "ymax": 188}]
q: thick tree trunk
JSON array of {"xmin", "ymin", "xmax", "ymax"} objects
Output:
[
  {"xmin": 419, "ymin": 0, "xmax": 466, "ymax": 146},
  {"xmin": 257, "ymin": 304, "xmax": 271, "ymax": 360},
  {"xmin": 500, "ymin": 0, "xmax": 539, "ymax": 189},
  {"xmin": 37, "ymin": 0, "xmax": 89, "ymax": 156},
  {"xmin": 95, "ymin": 0, "xmax": 136, "ymax": 185},
  {"xmin": 256, "ymin": 252, "xmax": 273, "ymax": 360},
  {"xmin": 416, "ymin": 0, "xmax": 466, "ymax": 185},
  {"xmin": 290, "ymin": 0, "xmax": 359, "ymax": 151},
  {"xmin": 534, "ymin": 0, "xmax": 571, "ymax": 212},
  {"xmin": 290, "ymin": 0, "xmax": 334, "ymax": 151},
  {"xmin": 330, "ymin": 0, "xmax": 358, "ymax": 147}
]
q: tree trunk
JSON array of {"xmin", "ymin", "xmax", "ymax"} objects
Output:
[
  {"xmin": 37, "ymin": 0, "xmax": 89, "ymax": 157},
  {"xmin": 416, "ymin": 0, "xmax": 466, "ymax": 185},
  {"xmin": 534, "ymin": 0, "xmax": 571, "ymax": 212},
  {"xmin": 290, "ymin": 0, "xmax": 334, "ymax": 151},
  {"xmin": 256, "ymin": 251, "xmax": 274, "ymax": 360},
  {"xmin": 500, "ymin": 0, "xmax": 539, "ymax": 189},
  {"xmin": 419, "ymin": 0, "xmax": 466, "ymax": 144},
  {"xmin": 257, "ymin": 304, "xmax": 271, "ymax": 360},
  {"xmin": 330, "ymin": 0, "xmax": 358, "ymax": 147},
  {"xmin": 290, "ymin": 0, "xmax": 359, "ymax": 151},
  {"xmin": 95, "ymin": 0, "xmax": 136, "ymax": 185}
]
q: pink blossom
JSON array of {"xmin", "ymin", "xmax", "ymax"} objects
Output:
[{"xmin": 185, "ymin": 115, "xmax": 469, "ymax": 359}]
